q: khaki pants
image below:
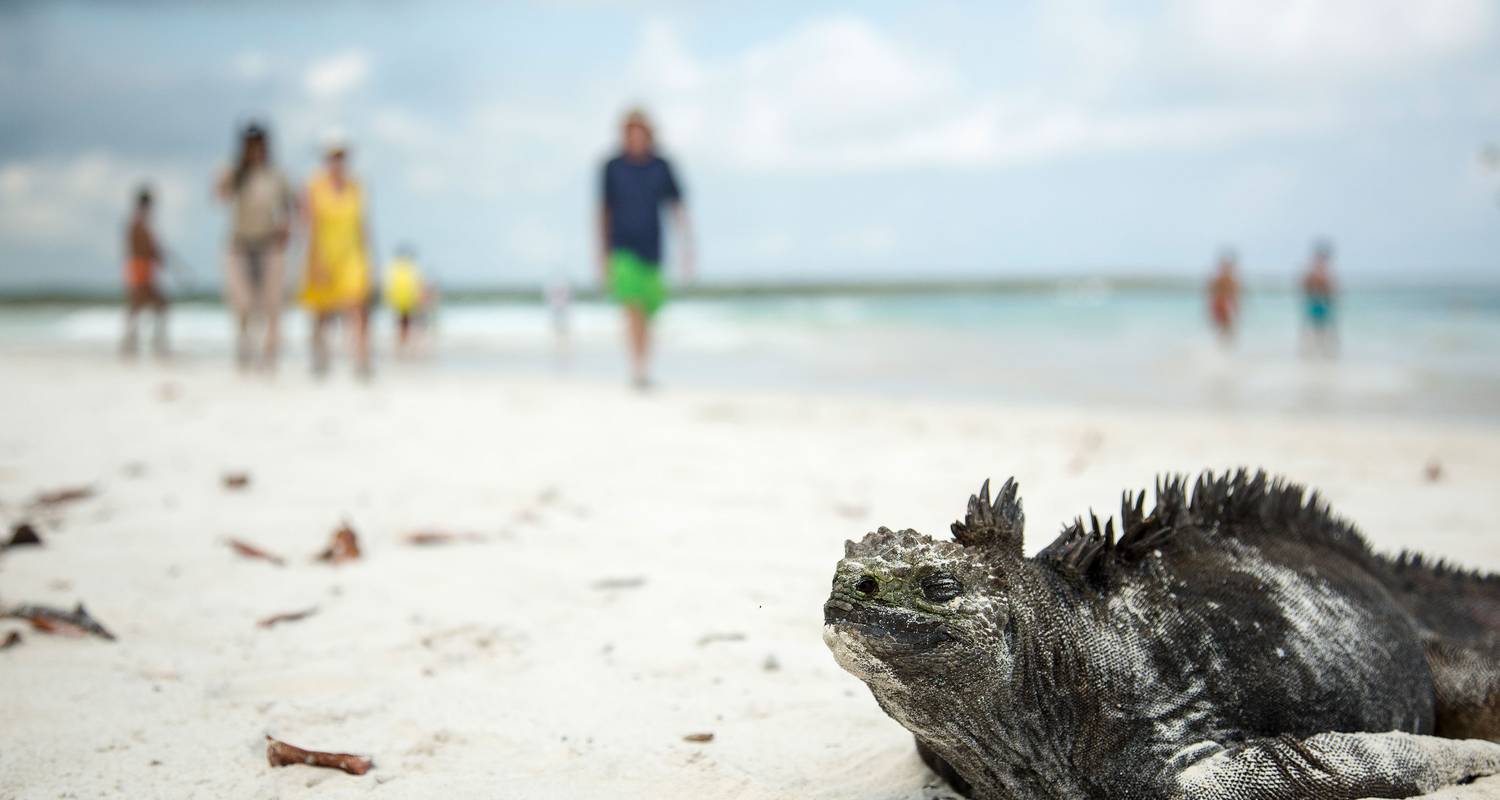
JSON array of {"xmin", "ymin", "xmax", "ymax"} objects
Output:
[
  {"xmin": 223, "ymin": 242, "xmax": 286, "ymax": 368},
  {"xmin": 223, "ymin": 242, "xmax": 286, "ymax": 316}
]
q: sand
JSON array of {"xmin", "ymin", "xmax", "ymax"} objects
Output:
[{"xmin": 1, "ymin": 351, "xmax": 1497, "ymax": 799}]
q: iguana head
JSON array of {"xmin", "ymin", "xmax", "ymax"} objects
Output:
[{"xmin": 823, "ymin": 479, "xmax": 1026, "ymax": 690}]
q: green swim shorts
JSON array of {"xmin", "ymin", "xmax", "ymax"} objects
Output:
[{"xmin": 608, "ymin": 250, "xmax": 666, "ymax": 316}]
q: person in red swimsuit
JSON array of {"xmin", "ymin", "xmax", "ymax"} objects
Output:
[
  {"xmin": 122, "ymin": 186, "xmax": 169, "ymax": 358},
  {"xmin": 1207, "ymin": 249, "xmax": 1241, "ymax": 347}
]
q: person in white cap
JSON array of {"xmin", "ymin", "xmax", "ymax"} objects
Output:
[{"xmin": 299, "ymin": 133, "xmax": 373, "ymax": 377}]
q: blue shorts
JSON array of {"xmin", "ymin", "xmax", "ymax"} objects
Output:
[{"xmin": 1306, "ymin": 298, "xmax": 1332, "ymax": 327}]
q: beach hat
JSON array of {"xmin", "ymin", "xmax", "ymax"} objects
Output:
[{"xmin": 321, "ymin": 129, "xmax": 351, "ymax": 156}]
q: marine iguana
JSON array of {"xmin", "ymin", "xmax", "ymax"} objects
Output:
[{"xmin": 823, "ymin": 471, "xmax": 1500, "ymax": 799}]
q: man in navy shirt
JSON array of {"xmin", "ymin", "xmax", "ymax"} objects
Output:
[{"xmin": 598, "ymin": 108, "xmax": 694, "ymax": 388}]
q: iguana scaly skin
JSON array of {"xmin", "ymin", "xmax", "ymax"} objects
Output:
[{"xmin": 823, "ymin": 471, "xmax": 1500, "ymax": 799}]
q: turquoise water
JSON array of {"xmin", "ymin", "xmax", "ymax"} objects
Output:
[{"xmin": 3, "ymin": 286, "xmax": 1498, "ymax": 420}]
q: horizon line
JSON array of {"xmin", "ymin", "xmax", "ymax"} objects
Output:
[{"xmin": 1, "ymin": 274, "xmax": 1498, "ymax": 306}]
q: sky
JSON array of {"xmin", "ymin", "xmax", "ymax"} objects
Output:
[{"xmin": 1, "ymin": 0, "xmax": 1498, "ymax": 291}]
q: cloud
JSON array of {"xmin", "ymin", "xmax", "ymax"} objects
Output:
[
  {"xmin": 0, "ymin": 152, "xmax": 193, "ymax": 256},
  {"xmin": 366, "ymin": 100, "xmax": 596, "ymax": 203},
  {"xmin": 616, "ymin": 17, "xmax": 1340, "ymax": 173},
  {"xmin": 828, "ymin": 225, "xmax": 897, "ymax": 259},
  {"xmin": 304, "ymin": 50, "xmax": 370, "ymax": 99},
  {"xmin": 610, "ymin": 5, "xmax": 1500, "ymax": 174},
  {"xmin": 624, "ymin": 17, "xmax": 961, "ymax": 170},
  {"xmin": 1177, "ymin": 0, "xmax": 1495, "ymax": 78},
  {"xmin": 232, "ymin": 50, "xmax": 272, "ymax": 82},
  {"xmin": 501, "ymin": 218, "xmax": 568, "ymax": 266},
  {"xmin": 628, "ymin": 19, "xmax": 706, "ymax": 93},
  {"xmin": 306, "ymin": 6, "xmax": 1499, "ymax": 207}
]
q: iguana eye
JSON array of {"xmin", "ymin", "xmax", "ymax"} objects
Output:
[{"xmin": 920, "ymin": 573, "xmax": 962, "ymax": 603}]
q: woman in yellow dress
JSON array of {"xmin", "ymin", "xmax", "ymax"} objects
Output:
[{"xmin": 301, "ymin": 137, "xmax": 372, "ymax": 376}]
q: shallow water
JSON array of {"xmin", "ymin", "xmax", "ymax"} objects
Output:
[{"xmin": 3, "ymin": 286, "xmax": 1498, "ymax": 421}]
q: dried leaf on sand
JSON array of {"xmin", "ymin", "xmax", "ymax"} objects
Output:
[
  {"xmin": 316, "ymin": 524, "xmax": 361, "ymax": 563},
  {"xmin": 222, "ymin": 472, "xmax": 251, "ymax": 490},
  {"xmin": 403, "ymin": 531, "xmax": 484, "ymax": 546},
  {"xmin": 696, "ymin": 632, "xmax": 746, "ymax": 647},
  {"xmin": 590, "ymin": 576, "xmax": 646, "ymax": 591},
  {"xmin": 227, "ymin": 539, "xmax": 285, "ymax": 566},
  {"xmin": 6, "ymin": 523, "xmax": 42, "ymax": 548},
  {"xmin": 257, "ymin": 607, "xmax": 318, "ymax": 629},
  {"xmin": 30, "ymin": 485, "xmax": 95, "ymax": 508},
  {"xmin": 682, "ymin": 732, "xmax": 715, "ymax": 743},
  {"xmin": 1, "ymin": 630, "xmax": 20, "ymax": 650},
  {"xmin": 4, "ymin": 603, "xmax": 115, "ymax": 640},
  {"xmin": 265, "ymin": 736, "xmax": 373, "ymax": 775}
]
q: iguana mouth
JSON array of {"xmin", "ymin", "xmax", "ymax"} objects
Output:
[{"xmin": 824, "ymin": 596, "xmax": 955, "ymax": 650}]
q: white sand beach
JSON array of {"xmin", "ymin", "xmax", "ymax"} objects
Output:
[{"xmin": 2, "ymin": 351, "xmax": 1498, "ymax": 799}]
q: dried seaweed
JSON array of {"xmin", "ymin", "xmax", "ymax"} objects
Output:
[
  {"xmin": 590, "ymin": 576, "xmax": 646, "ymax": 591},
  {"xmin": 30, "ymin": 485, "xmax": 95, "ymax": 508},
  {"xmin": 257, "ymin": 607, "xmax": 318, "ymax": 629},
  {"xmin": 5, "ymin": 603, "xmax": 115, "ymax": 640},
  {"xmin": 696, "ymin": 632, "xmax": 746, "ymax": 647},
  {"xmin": 315, "ymin": 524, "xmax": 361, "ymax": 563},
  {"xmin": 404, "ymin": 531, "xmax": 484, "ymax": 546},
  {"xmin": 265, "ymin": 736, "xmax": 372, "ymax": 775},
  {"xmin": 6, "ymin": 523, "xmax": 42, "ymax": 548},
  {"xmin": 227, "ymin": 539, "xmax": 285, "ymax": 567}
]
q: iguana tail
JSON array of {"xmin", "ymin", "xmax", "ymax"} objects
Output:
[
  {"xmin": 1383, "ymin": 553, "xmax": 1500, "ymax": 643},
  {"xmin": 1382, "ymin": 553, "xmax": 1500, "ymax": 741}
]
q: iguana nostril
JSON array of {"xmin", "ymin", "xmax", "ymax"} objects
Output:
[{"xmin": 854, "ymin": 575, "xmax": 879, "ymax": 597}]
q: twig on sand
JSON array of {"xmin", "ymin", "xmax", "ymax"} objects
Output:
[
  {"xmin": 696, "ymin": 631, "xmax": 746, "ymax": 647},
  {"xmin": 682, "ymin": 732, "xmax": 715, "ymax": 743},
  {"xmin": 832, "ymin": 502, "xmax": 869, "ymax": 520},
  {"xmin": 590, "ymin": 576, "xmax": 646, "ymax": 591},
  {"xmin": 222, "ymin": 472, "xmax": 251, "ymax": 490},
  {"xmin": 257, "ymin": 607, "xmax": 318, "ymax": 629},
  {"xmin": 1, "ymin": 631, "xmax": 20, "ymax": 650},
  {"xmin": 315, "ymin": 524, "xmax": 361, "ymax": 564},
  {"xmin": 30, "ymin": 485, "xmax": 95, "ymax": 508},
  {"xmin": 266, "ymin": 736, "xmax": 373, "ymax": 775},
  {"xmin": 4, "ymin": 603, "xmax": 115, "ymax": 640},
  {"xmin": 227, "ymin": 538, "xmax": 286, "ymax": 566},
  {"xmin": 6, "ymin": 523, "xmax": 42, "ymax": 548},
  {"xmin": 403, "ymin": 531, "xmax": 484, "ymax": 546}
]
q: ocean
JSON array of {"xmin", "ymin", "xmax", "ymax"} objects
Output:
[{"xmin": 3, "ymin": 285, "xmax": 1498, "ymax": 422}]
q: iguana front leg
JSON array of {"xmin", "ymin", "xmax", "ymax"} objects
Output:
[{"xmin": 1168, "ymin": 731, "xmax": 1500, "ymax": 800}]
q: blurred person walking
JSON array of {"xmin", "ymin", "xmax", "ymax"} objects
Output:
[
  {"xmin": 301, "ymin": 136, "xmax": 374, "ymax": 378},
  {"xmin": 120, "ymin": 186, "xmax": 168, "ymax": 359},
  {"xmin": 1301, "ymin": 240, "xmax": 1338, "ymax": 358},
  {"xmin": 383, "ymin": 244, "xmax": 426, "ymax": 356},
  {"xmin": 216, "ymin": 122, "xmax": 295, "ymax": 373},
  {"xmin": 597, "ymin": 108, "xmax": 694, "ymax": 389},
  {"xmin": 546, "ymin": 269, "xmax": 572, "ymax": 365},
  {"xmin": 1207, "ymin": 249, "xmax": 1241, "ymax": 347}
]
